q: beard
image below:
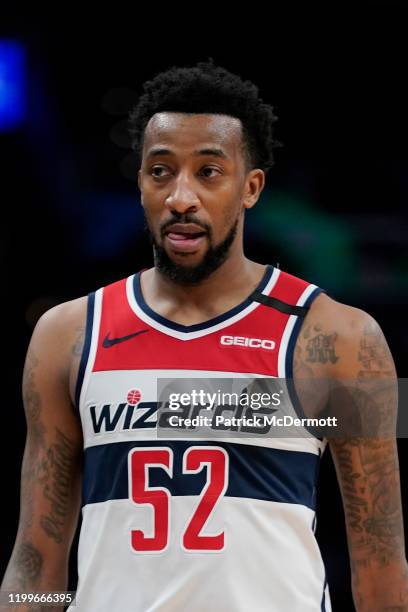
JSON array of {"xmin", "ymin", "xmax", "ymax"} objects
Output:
[{"xmin": 144, "ymin": 213, "xmax": 240, "ymax": 286}]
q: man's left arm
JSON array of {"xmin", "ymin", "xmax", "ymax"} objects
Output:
[{"xmin": 328, "ymin": 308, "xmax": 408, "ymax": 611}]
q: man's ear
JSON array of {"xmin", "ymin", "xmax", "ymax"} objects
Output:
[
  {"xmin": 243, "ymin": 168, "xmax": 265, "ymax": 210},
  {"xmin": 137, "ymin": 170, "xmax": 145, "ymax": 209}
]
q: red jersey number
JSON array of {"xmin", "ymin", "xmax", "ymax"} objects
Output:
[{"xmin": 129, "ymin": 446, "xmax": 229, "ymax": 553}]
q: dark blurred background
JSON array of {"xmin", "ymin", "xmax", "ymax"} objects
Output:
[{"xmin": 1, "ymin": 4, "xmax": 407, "ymax": 611}]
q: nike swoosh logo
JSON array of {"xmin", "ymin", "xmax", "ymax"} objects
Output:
[{"xmin": 102, "ymin": 329, "xmax": 149, "ymax": 348}]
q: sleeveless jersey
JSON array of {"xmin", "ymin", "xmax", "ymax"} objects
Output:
[{"xmin": 68, "ymin": 265, "xmax": 332, "ymax": 612}]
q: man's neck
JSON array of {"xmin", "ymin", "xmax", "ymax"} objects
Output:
[{"xmin": 140, "ymin": 256, "xmax": 267, "ymax": 325}]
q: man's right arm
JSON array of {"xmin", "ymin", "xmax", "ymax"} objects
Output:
[{"xmin": 1, "ymin": 297, "xmax": 87, "ymax": 610}]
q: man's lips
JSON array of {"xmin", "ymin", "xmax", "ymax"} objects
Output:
[
  {"xmin": 167, "ymin": 231, "xmax": 205, "ymax": 240},
  {"xmin": 163, "ymin": 223, "xmax": 208, "ymax": 253},
  {"xmin": 164, "ymin": 223, "xmax": 207, "ymax": 237}
]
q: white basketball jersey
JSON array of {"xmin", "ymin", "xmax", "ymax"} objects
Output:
[{"xmin": 68, "ymin": 265, "xmax": 332, "ymax": 611}]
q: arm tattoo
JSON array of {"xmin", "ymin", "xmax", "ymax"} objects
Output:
[
  {"xmin": 21, "ymin": 347, "xmax": 78, "ymax": 544},
  {"xmin": 357, "ymin": 323, "xmax": 395, "ymax": 379},
  {"xmin": 71, "ymin": 326, "xmax": 85, "ymax": 357},
  {"xmin": 22, "ymin": 348, "xmax": 45, "ymax": 447},
  {"xmin": 303, "ymin": 324, "xmax": 339, "ymax": 365},
  {"xmin": 292, "ymin": 324, "xmax": 332, "ymax": 419},
  {"xmin": 0, "ymin": 541, "xmax": 43, "ymax": 607},
  {"xmin": 330, "ymin": 441, "xmax": 368, "ymax": 534},
  {"xmin": 14, "ymin": 541, "xmax": 43, "ymax": 588},
  {"xmin": 38, "ymin": 428, "xmax": 77, "ymax": 543},
  {"xmin": 331, "ymin": 438, "xmax": 402, "ymax": 565},
  {"xmin": 20, "ymin": 348, "xmax": 46, "ymax": 531}
]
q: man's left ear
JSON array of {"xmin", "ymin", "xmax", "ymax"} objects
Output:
[{"xmin": 243, "ymin": 169, "xmax": 265, "ymax": 209}]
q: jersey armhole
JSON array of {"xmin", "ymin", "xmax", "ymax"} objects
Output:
[
  {"xmin": 74, "ymin": 291, "xmax": 96, "ymax": 414},
  {"xmin": 284, "ymin": 287, "xmax": 327, "ymax": 439}
]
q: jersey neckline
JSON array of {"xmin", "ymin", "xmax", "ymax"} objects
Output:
[{"xmin": 132, "ymin": 264, "xmax": 276, "ymax": 333}]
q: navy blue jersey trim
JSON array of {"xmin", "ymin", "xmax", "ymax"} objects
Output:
[
  {"xmin": 285, "ymin": 287, "xmax": 326, "ymax": 438},
  {"xmin": 321, "ymin": 575, "xmax": 328, "ymax": 611},
  {"xmin": 82, "ymin": 439, "xmax": 319, "ymax": 509},
  {"xmin": 74, "ymin": 292, "xmax": 95, "ymax": 413},
  {"xmin": 311, "ymin": 447, "xmax": 321, "ymax": 533},
  {"xmin": 133, "ymin": 265, "xmax": 274, "ymax": 332},
  {"xmin": 311, "ymin": 446, "xmax": 322, "ymax": 511}
]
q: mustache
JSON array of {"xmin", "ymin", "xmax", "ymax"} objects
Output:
[{"xmin": 159, "ymin": 215, "xmax": 211, "ymax": 238}]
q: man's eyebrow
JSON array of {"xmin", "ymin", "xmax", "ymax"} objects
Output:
[
  {"xmin": 146, "ymin": 147, "xmax": 229, "ymax": 160},
  {"xmin": 195, "ymin": 147, "xmax": 229, "ymax": 159}
]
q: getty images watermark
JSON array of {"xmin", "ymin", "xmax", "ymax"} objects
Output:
[
  {"xmin": 164, "ymin": 387, "xmax": 337, "ymax": 430},
  {"xmin": 155, "ymin": 377, "xmax": 400, "ymax": 439},
  {"xmin": 156, "ymin": 378, "xmax": 342, "ymax": 439}
]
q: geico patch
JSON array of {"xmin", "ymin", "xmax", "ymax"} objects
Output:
[{"xmin": 220, "ymin": 335, "xmax": 276, "ymax": 350}]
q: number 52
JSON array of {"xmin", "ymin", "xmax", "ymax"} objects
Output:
[{"xmin": 128, "ymin": 446, "xmax": 229, "ymax": 553}]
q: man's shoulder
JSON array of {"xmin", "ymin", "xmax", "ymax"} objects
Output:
[
  {"xmin": 298, "ymin": 292, "xmax": 388, "ymax": 378},
  {"xmin": 30, "ymin": 296, "xmax": 89, "ymax": 406},
  {"xmin": 31, "ymin": 296, "xmax": 88, "ymax": 369},
  {"xmin": 34, "ymin": 269, "xmax": 133, "ymax": 349},
  {"xmin": 309, "ymin": 292, "xmax": 375, "ymax": 336},
  {"xmin": 37, "ymin": 295, "xmax": 88, "ymax": 335}
]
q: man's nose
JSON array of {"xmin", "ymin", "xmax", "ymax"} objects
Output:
[{"xmin": 164, "ymin": 174, "xmax": 201, "ymax": 214}]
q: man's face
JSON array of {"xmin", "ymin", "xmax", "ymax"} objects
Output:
[{"xmin": 138, "ymin": 112, "xmax": 262, "ymax": 284}]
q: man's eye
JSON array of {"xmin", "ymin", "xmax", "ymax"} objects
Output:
[
  {"xmin": 201, "ymin": 167, "xmax": 219, "ymax": 178},
  {"xmin": 151, "ymin": 166, "xmax": 170, "ymax": 177}
]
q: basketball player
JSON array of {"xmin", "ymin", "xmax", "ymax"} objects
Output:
[{"xmin": 1, "ymin": 61, "xmax": 407, "ymax": 611}]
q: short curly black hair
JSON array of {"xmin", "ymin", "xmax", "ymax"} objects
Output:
[{"xmin": 128, "ymin": 59, "xmax": 280, "ymax": 174}]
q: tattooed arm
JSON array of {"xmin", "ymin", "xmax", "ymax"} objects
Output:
[
  {"xmin": 0, "ymin": 297, "xmax": 87, "ymax": 611},
  {"xmin": 294, "ymin": 294, "xmax": 408, "ymax": 611}
]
